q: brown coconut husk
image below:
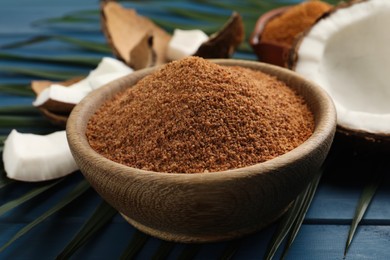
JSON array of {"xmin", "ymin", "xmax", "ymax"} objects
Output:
[
  {"xmin": 31, "ymin": 77, "xmax": 83, "ymax": 127},
  {"xmin": 194, "ymin": 12, "xmax": 245, "ymax": 58}
]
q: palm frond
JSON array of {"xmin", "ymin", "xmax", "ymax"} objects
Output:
[
  {"xmin": 0, "ymin": 105, "xmax": 40, "ymax": 115},
  {"xmin": 165, "ymin": 6, "xmax": 230, "ymax": 23},
  {"xmin": 177, "ymin": 244, "xmax": 201, "ymax": 260},
  {"xmin": 264, "ymin": 168, "xmax": 323, "ymax": 260},
  {"xmin": 0, "ymin": 115, "xmax": 54, "ymax": 128},
  {"xmin": 32, "ymin": 16, "xmax": 98, "ymax": 27},
  {"xmin": 1, "ymin": 35, "xmax": 110, "ymax": 54},
  {"xmin": 152, "ymin": 241, "xmax": 175, "ymax": 260},
  {"xmin": 57, "ymin": 200, "xmax": 118, "ymax": 259},
  {"xmin": 0, "ymin": 180, "xmax": 90, "ymax": 252},
  {"xmin": 120, "ymin": 230, "xmax": 149, "ymax": 260},
  {"xmin": 193, "ymin": 0, "xmax": 286, "ymax": 15},
  {"xmin": 344, "ymin": 171, "xmax": 382, "ymax": 256},
  {"xmin": 219, "ymin": 239, "xmax": 242, "ymax": 260},
  {"xmin": 0, "ymin": 67, "xmax": 84, "ymax": 81},
  {"xmin": 0, "ymin": 84, "xmax": 34, "ymax": 96},
  {"xmin": 0, "ymin": 52, "xmax": 101, "ymax": 67},
  {"xmin": 0, "ymin": 168, "xmax": 14, "ymax": 189},
  {"xmin": 0, "ymin": 179, "xmax": 63, "ymax": 217},
  {"xmin": 281, "ymin": 168, "xmax": 323, "ymax": 258}
]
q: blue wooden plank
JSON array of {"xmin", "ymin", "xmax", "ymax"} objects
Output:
[
  {"xmin": 0, "ymin": 0, "xmax": 99, "ymax": 34},
  {"xmin": 2, "ymin": 220, "xmax": 390, "ymax": 259},
  {"xmin": 285, "ymin": 225, "xmax": 390, "ymax": 259}
]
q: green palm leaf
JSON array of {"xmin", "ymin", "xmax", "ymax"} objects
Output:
[
  {"xmin": 0, "ymin": 84, "xmax": 34, "ymax": 96},
  {"xmin": 57, "ymin": 200, "xmax": 118, "ymax": 259},
  {"xmin": 0, "ymin": 180, "xmax": 90, "ymax": 252},
  {"xmin": 32, "ymin": 16, "xmax": 98, "ymax": 27},
  {"xmin": 0, "ymin": 177, "xmax": 13, "ymax": 189},
  {"xmin": 0, "ymin": 52, "xmax": 101, "ymax": 67},
  {"xmin": 264, "ymin": 168, "xmax": 323, "ymax": 260},
  {"xmin": 219, "ymin": 239, "xmax": 242, "ymax": 260},
  {"xmin": 281, "ymin": 168, "xmax": 323, "ymax": 258},
  {"xmin": 1, "ymin": 35, "xmax": 110, "ymax": 54},
  {"xmin": 165, "ymin": 6, "xmax": 230, "ymax": 24},
  {"xmin": 177, "ymin": 244, "xmax": 201, "ymax": 260},
  {"xmin": 0, "ymin": 105, "xmax": 40, "ymax": 115},
  {"xmin": 152, "ymin": 241, "xmax": 175, "ymax": 260},
  {"xmin": 120, "ymin": 230, "xmax": 149, "ymax": 260},
  {"xmin": 0, "ymin": 167, "xmax": 14, "ymax": 189},
  {"xmin": 0, "ymin": 67, "xmax": 83, "ymax": 81},
  {"xmin": 344, "ymin": 172, "xmax": 382, "ymax": 256},
  {"xmin": 0, "ymin": 115, "xmax": 55, "ymax": 128},
  {"xmin": 0, "ymin": 179, "xmax": 63, "ymax": 217}
]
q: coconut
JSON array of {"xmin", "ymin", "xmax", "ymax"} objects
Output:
[
  {"xmin": 250, "ymin": 1, "xmax": 332, "ymax": 67},
  {"xmin": 32, "ymin": 57, "xmax": 132, "ymax": 127},
  {"xmin": 3, "ymin": 130, "xmax": 78, "ymax": 182},
  {"xmin": 289, "ymin": 0, "xmax": 390, "ymax": 145}
]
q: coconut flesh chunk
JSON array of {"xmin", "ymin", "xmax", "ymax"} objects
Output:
[
  {"xmin": 293, "ymin": 0, "xmax": 390, "ymax": 135},
  {"xmin": 33, "ymin": 57, "xmax": 133, "ymax": 107},
  {"xmin": 166, "ymin": 29, "xmax": 209, "ymax": 61},
  {"xmin": 2, "ymin": 130, "xmax": 78, "ymax": 182}
]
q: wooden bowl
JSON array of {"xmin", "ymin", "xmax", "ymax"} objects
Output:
[{"xmin": 66, "ymin": 59, "xmax": 336, "ymax": 243}]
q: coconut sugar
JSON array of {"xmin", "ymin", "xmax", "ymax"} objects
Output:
[
  {"xmin": 261, "ymin": 1, "xmax": 332, "ymax": 46},
  {"xmin": 86, "ymin": 57, "xmax": 314, "ymax": 173}
]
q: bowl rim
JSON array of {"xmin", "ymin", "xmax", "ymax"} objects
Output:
[{"xmin": 66, "ymin": 59, "xmax": 336, "ymax": 182}]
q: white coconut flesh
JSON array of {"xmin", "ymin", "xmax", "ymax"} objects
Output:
[
  {"xmin": 294, "ymin": 0, "xmax": 390, "ymax": 135},
  {"xmin": 33, "ymin": 57, "xmax": 133, "ymax": 107},
  {"xmin": 167, "ymin": 29, "xmax": 209, "ymax": 61},
  {"xmin": 2, "ymin": 130, "xmax": 78, "ymax": 182}
]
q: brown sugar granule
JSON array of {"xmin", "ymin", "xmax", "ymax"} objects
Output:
[
  {"xmin": 261, "ymin": 0, "xmax": 332, "ymax": 46},
  {"xmin": 86, "ymin": 57, "xmax": 314, "ymax": 173}
]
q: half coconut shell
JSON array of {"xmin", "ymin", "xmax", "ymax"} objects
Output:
[
  {"xmin": 250, "ymin": 1, "xmax": 332, "ymax": 67},
  {"xmin": 289, "ymin": 0, "xmax": 390, "ymax": 146}
]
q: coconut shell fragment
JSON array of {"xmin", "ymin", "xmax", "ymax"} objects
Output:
[
  {"xmin": 31, "ymin": 78, "xmax": 83, "ymax": 127},
  {"xmin": 101, "ymin": 1, "xmax": 171, "ymax": 68},
  {"xmin": 129, "ymin": 33, "xmax": 156, "ymax": 70},
  {"xmin": 194, "ymin": 12, "xmax": 245, "ymax": 58},
  {"xmin": 32, "ymin": 78, "xmax": 82, "ymax": 113},
  {"xmin": 289, "ymin": 0, "xmax": 390, "ymax": 147},
  {"xmin": 250, "ymin": 1, "xmax": 332, "ymax": 67}
]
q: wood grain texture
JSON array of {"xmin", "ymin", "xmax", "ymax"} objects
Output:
[{"xmin": 66, "ymin": 59, "xmax": 336, "ymax": 243}]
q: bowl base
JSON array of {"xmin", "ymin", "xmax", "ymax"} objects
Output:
[{"xmin": 120, "ymin": 204, "xmax": 290, "ymax": 243}]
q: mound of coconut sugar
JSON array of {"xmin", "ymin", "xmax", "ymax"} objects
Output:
[{"xmin": 86, "ymin": 57, "xmax": 314, "ymax": 173}]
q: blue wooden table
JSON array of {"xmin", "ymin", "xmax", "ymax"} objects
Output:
[{"xmin": 1, "ymin": 0, "xmax": 390, "ymax": 259}]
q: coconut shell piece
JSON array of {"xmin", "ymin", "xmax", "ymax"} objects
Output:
[
  {"xmin": 288, "ymin": 0, "xmax": 390, "ymax": 148},
  {"xmin": 38, "ymin": 108, "xmax": 68, "ymax": 128},
  {"xmin": 194, "ymin": 12, "xmax": 244, "ymax": 59},
  {"xmin": 129, "ymin": 33, "xmax": 156, "ymax": 70},
  {"xmin": 249, "ymin": 6, "xmax": 292, "ymax": 67},
  {"xmin": 31, "ymin": 77, "xmax": 83, "ymax": 128},
  {"xmin": 251, "ymin": 1, "xmax": 332, "ymax": 67},
  {"xmin": 101, "ymin": 1, "xmax": 171, "ymax": 68}
]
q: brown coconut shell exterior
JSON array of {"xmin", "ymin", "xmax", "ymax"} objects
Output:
[
  {"xmin": 101, "ymin": 1, "xmax": 171, "ymax": 68},
  {"xmin": 31, "ymin": 77, "xmax": 84, "ymax": 128},
  {"xmin": 194, "ymin": 12, "xmax": 245, "ymax": 59},
  {"xmin": 250, "ymin": 6, "xmax": 293, "ymax": 67},
  {"xmin": 251, "ymin": 1, "xmax": 332, "ymax": 67}
]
